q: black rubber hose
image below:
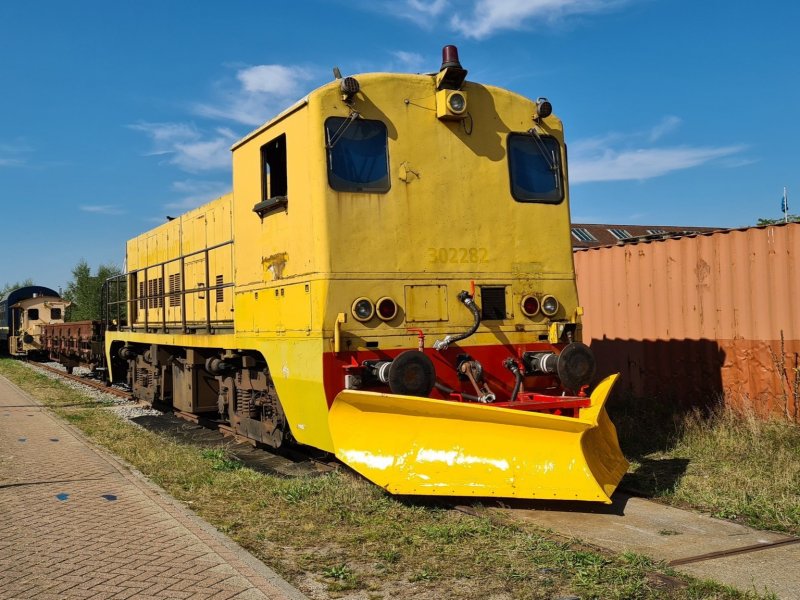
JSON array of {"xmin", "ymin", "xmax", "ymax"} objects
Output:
[
  {"xmin": 434, "ymin": 381, "xmax": 482, "ymax": 403},
  {"xmin": 503, "ymin": 358, "xmax": 523, "ymax": 402},
  {"xmin": 433, "ymin": 291, "xmax": 481, "ymax": 351}
]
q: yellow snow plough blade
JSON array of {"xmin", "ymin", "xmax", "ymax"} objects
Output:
[{"xmin": 329, "ymin": 374, "xmax": 629, "ymax": 503}]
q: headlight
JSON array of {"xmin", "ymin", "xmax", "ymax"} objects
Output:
[
  {"xmin": 376, "ymin": 297, "xmax": 398, "ymax": 321},
  {"xmin": 448, "ymin": 92, "xmax": 466, "ymax": 114},
  {"xmin": 541, "ymin": 295, "xmax": 559, "ymax": 317},
  {"xmin": 521, "ymin": 295, "xmax": 540, "ymax": 317},
  {"xmin": 351, "ymin": 297, "xmax": 374, "ymax": 322}
]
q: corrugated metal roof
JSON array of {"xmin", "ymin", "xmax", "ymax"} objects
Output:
[{"xmin": 571, "ymin": 223, "xmax": 719, "ymax": 249}]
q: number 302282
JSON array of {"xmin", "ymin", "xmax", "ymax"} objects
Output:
[{"xmin": 427, "ymin": 247, "xmax": 489, "ymax": 264}]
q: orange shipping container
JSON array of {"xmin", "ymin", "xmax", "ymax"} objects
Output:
[{"xmin": 574, "ymin": 223, "xmax": 800, "ymax": 422}]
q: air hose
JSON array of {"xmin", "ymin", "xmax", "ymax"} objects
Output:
[
  {"xmin": 434, "ymin": 381, "xmax": 482, "ymax": 403},
  {"xmin": 503, "ymin": 358, "xmax": 524, "ymax": 403},
  {"xmin": 433, "ymin": 290, "xmax": 481, "ymax": 351}
]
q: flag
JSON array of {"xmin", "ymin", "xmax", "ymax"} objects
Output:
[{"xmin": 782, "ymin": 192, "xmax": 789, "ymax": 213}]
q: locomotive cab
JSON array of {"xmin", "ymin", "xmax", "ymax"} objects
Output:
[{"xmin": 0, "ymin": 286, "xmax": 69, "ymax": 357}]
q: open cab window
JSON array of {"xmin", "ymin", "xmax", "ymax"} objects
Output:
[
  {"xmin": 507, "ymin": 133, "xmax": 564, "ymax": 204},
  {"xmin": 325, "ymin": 117, "xmax": 390, "ymax": 193},
  {"xmin": 253, "ymin": 134, "xmax": 288, "ymax": 217}
]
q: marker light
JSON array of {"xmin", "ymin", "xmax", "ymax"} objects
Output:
[
  {"xmin": 352, "ymin": 297, "xmax": 375, "ymax": 322},
  {"xmin": 376, "ymin": 297, "xmax": 398, "ymax": 321},
  {"xmin": 541, "ymin": 295, "xmax": 559, "ymax": 317},
  {"xmin": 535, "ymin": 97, "xmax": 553, "ymax": 120},
  {"xmin": 521, "ymin": 295, "xmax": 540, "ymax": 317}
]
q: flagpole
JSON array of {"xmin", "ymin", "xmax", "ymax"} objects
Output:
[{"xmin": 784, "ymin": 187, "xmax": 789, "ymax": 223}]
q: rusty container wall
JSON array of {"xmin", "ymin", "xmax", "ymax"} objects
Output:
[{"xmin": 574, "ymin": 223, "xmax": 800, "ymax": 422}]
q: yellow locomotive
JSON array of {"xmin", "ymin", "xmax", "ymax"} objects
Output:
[{"xmin": 106, "ymin": 46, "xmax": 628, "ymax": 502}]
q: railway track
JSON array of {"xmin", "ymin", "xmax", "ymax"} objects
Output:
[
  {"xmin": 27, "ymin": 361, "xmax": 654, "ymax": 501},
  {"xmin": 34, "ymin": 361, "xmax": 131, "ymax": 399},
  {"xmin": 27, "ymin": 360, "xmax": 338, "ymax": 478},
  {"xmin": 20, "ymin": 361, "xmax": 800, "ymax": 596}
]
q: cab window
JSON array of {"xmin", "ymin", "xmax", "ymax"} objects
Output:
[
  {"xmin": 51, "ymin": 308, "xmax": 62, "ymax": 320},
  {"xmin": 261, "ymin": 134, "xmax": 287, "ymax": 201},
  {"xmin": 325, "ymin": 117, "xmax": 390, "ymax": 193},
  {"xmin": 27, "ymin": 308, "xmax": 39, "ymax": 320},
  {"xmin": 507, "ymin": 133, "xmax": 564, "ymax": 203}
]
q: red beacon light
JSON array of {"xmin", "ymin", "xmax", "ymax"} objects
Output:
[{"xmin": 437, "ymin": 44, "xmax": 468, "ymax": 90}]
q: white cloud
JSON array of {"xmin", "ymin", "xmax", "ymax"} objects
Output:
[
  {"xmin": 0, "ymin": 141, "xmax": 32, "ymax": 167},
  {"xmin": 391, "ymin": 50, "xmax": 427, "ymax": 72},
  {"xmin": 130, "ymin": 122, "xmax": 236, "ymax": 172},
  {"xmin": 444, "ymin": 0, "xmax": 628, "ymax": 39},
  {"xmin": 568, "ymin": 117, "xmax": 745, "ymax": 183},
  {"xmin": 360, "ymin": 0, "xmax": 629, "ymax": 37},
  {"xmin": 570, "ymin": 142, "xmax": 744, "ymax": 184},
  {"xmin": 129, "ymin": 62, "xmax": 317, "ymax": 179},
  {"xmin": 373, "ymin": 0, "xmax": 449, "ymax": 27},
  {"xmin": 79, "ymin": 205, "xmax": 125, "ymax": 215},
  {"xmin": 647, "ymin": 115, "xmax": 682, "ymax": 142},
  {"xmin": 237, "ymin": 64, "xmax": 308, "ymax": 95},
  {"xmin": 194, "ymin": 64, "xmax": 316, "ymax": 127},
  {"xmin": 408, "ymin": 0, "xmax": 448, "ymax": 16},
  {"xmin": 166, "ymin": 179, "xmax": 231, "ymax": 211}
]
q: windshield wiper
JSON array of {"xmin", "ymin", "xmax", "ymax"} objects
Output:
[
  {"xmin": 326, "ymin": 110, "xmax": 360, "ymax": 149},
  {"xmin": 527, "ymin": 127, "xmax": 558, "ymax": 173}
]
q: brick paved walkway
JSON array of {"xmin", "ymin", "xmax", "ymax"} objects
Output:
[{"xmin": 0, "ymin": 374, "xmax": 308, "ymax": 600}]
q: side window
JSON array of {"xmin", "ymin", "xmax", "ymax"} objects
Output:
[
  {"xmin": 254, "ymin": 134, "xmax": 288, "ymax": 217},
  {"xmin": 50, "ymin": 308, "xmax": 62, "ymax": 320},
  {"xmin": 262, "ymin": 134, "xmax": 287, "ymax": 200},
  {"xmin": 27, "ymin": 308, "xmax": 39, "ymax": 320},
  {"xmin": 507, "ymin": 133, "xmax": 564, "ymax": 204},
  {"xmin": 325, "ymin": 117, "xmax": 390, "ymax": 193}
]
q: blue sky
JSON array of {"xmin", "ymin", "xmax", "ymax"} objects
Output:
[{"xmin": 1, "ymin": 0, "xmax": 798, "ymax": 290}]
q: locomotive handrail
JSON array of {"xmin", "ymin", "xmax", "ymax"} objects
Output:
[{"xmin": 104, "ymin": 239, "xmax": 234, "ymax": 335}]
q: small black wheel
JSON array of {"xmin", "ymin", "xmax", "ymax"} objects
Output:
[
  {"xmin": 387, "ymin": 350, "xmax": 436, "ymax": 397},
  {"xmin": 557, "ymin": 342, "xmax": 596, "ymax": 393}
]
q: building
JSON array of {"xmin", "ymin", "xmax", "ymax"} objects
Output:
[{"xmin": 570, "ymin": 223, "xmax": 720, "ymax": 249}]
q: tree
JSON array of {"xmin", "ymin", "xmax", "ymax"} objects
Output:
[
  {"xmin": 757, "ymin": 215, "xmax": 800, "ymax": 226},
  {"xmin": 0, "ymin": 279, "xmax": 35, "ymax": 299},
  {"xmin": 63, "ymin": 260, "xmax": 123, "ymax": 321}
]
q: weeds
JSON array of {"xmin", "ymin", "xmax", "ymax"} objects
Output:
[
  {"xmin": 613, "ymin": 390, "xmax": 800, "ymax": 535},
  {"xmin": 0, "ymin": 359, "xmax": 774, "ymax": 599},
  {"xmin": 768, "ymin": 330, "xmax": 800, "ymax": 422},
  {"xmin": 201, "ymin": 448, "xmax": 243, "ymax": 471}
]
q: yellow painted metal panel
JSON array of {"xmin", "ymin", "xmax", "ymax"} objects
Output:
[
  {"xmin": 329, "ymin": 375, "xmax": 628, "ymax": 501},
  {"xmin": 404, "ymin": 285, "xmax": 448, "ymax": 322},
  {"xmin": 125, "ymin": 194, "xmax": 233, "ymax": 327},
  {"xmin": 232, "ymin": 335, "xmax": 332, "ymax": 451}
]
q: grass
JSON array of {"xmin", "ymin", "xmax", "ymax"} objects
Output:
[
  {"xmin": 0, "ymin": 358, "xmax": 778, "ymax": 599},
  {"xmin": 612, "ymin": 395, "xmax": 800, "ymax": 535}
]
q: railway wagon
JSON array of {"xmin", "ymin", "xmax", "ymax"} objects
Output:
[
  {"xmin": 106, "ymin": 46, "xmax": 628, "ymax": 502},
  {"xmin": 40, "ymin": 320, "xmax": 105, "ymax": 374},
  {"xmin": 0, "ymin": 286, "xmax": 69, "ymax": 356}
]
